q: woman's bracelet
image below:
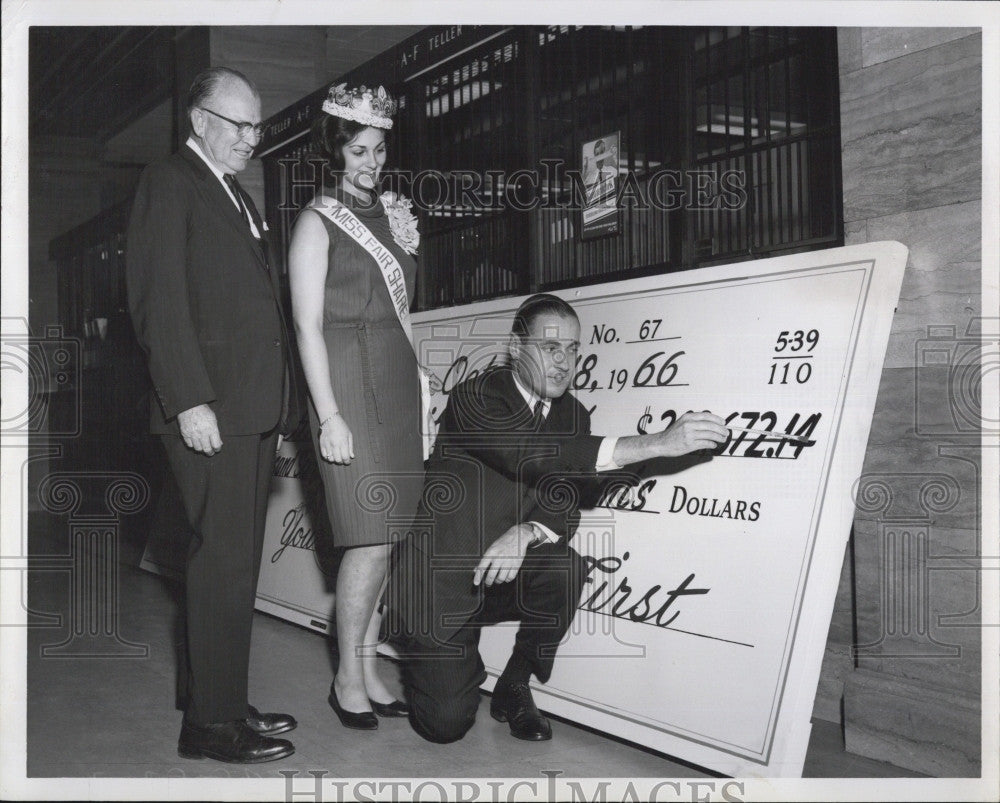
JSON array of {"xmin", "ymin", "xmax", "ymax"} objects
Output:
[{"xmin": 318, "ymin": 412, "xmax": 341, "ymax": 432}]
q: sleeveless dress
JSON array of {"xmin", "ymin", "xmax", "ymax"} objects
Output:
[{"xmin": 305, "ymin": 190, "xmax": 424, "ymax": 548}]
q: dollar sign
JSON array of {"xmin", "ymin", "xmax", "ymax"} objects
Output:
[{"xmin": 637, "ymin": 405, "xmax": 653, "ymax": 434}]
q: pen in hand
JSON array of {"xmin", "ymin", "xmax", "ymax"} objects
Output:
[{"xmin": 726, "ymin": 426, "xmax": 815, "ymax": 447}]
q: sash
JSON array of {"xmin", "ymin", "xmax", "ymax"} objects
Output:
[{"xmin": 312, "ymin": 196, "xmax": 434, "ymax": 460}]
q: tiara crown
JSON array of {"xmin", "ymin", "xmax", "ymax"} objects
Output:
[{"xmin": 321, "ymin": 83, "xmax": 397, "ymax": 129}]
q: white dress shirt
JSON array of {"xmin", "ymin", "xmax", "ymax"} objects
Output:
[
  {"xmin": 186, "ymin": 137, "xmax": 262, "ymax": 239},
  {"xmin": 509, "ymin": 371, "xmax": 619, "ymax": 545}
]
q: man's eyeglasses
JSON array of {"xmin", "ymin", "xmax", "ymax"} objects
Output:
[{"xmin": 199, "ymin": 107, "xmax": 264, "ymax": 140}]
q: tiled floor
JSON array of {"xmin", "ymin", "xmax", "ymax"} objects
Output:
[{"xmin": 23, "ymin": 511, "xmax": 925, "ymax": 781}]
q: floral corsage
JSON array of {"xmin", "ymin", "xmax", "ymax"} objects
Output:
[{"xmin": 380, "ymin": 191, "xmax": 420, "ymax": 255}]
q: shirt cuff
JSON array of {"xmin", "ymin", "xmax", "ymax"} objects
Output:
[
  {"xmin": 527, "ymin": 521, "xmax": 559, "ymax": 546},
  {"xmin": 596, "ymin": 436, "xmax": 620, "ymax": 472}
]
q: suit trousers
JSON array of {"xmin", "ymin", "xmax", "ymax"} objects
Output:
[
  {"xmin": 401, "ymin": 542, "xmax": 588, "ymax": 743},
  {"xmin": 162, "ymin": 429, "xmax": 278, "ymax": 725}
]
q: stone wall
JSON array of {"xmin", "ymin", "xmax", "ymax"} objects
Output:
[{"xmin": 814, "ymin": 27, "xmax": 983, "ymax": 777}]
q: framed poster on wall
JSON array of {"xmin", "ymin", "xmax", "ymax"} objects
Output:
[{"xmin": 580, "ymin": 131, "xmax": 620, "ymax": 240}]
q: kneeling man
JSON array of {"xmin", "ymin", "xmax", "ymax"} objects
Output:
[{"xmin": 389, "ymin": 294, "xmax": 727, "ymax": 743}]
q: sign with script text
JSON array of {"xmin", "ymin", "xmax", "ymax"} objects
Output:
[
  {"xmin": 412, "ymin": 241, "xmax": 907, "ymax": 777},
  {"xmin": 253, "ymin": 438, "xmax": 338, "ymax": 631}
]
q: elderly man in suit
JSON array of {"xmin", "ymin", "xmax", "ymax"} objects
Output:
[
  {"xmin": 127, "ymin": 67, "xmax": 297, "ymax": 763},
  {"xmin": 389, "ymin": 293, "xmax": 728, "ymax": 744}
]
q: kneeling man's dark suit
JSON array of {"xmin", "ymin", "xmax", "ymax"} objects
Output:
[{"xmin": 389, "ymin": 366, "xmax": 603, "ymax": 743}]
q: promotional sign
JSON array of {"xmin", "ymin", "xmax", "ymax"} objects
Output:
[
  {"xmin": 254, "ymin": 438, "xmax": 339, "ymax": 632},
  {"xmin": 580, "ymin": 131, "xmax": 620, "ymax": 239}
]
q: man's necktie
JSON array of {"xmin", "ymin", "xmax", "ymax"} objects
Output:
[
  {"xmin": 223, "ymin": 173, "xmax": 249, "ymax": 225},
  {"xmin": 531, "ymin": 399, "xmax": 546, "ymax": 430},
  {"xmin": 224, "ymin": 173, "xmax": 268, "ymax": 268}
]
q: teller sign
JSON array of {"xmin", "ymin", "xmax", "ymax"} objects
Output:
[{"xmin": 411, "ymin": 241, "xmax": 908, "ymax": 778}]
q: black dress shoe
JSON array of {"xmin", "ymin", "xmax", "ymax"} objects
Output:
[
  {"xmin": 178, "ymin": 720, "xmax": 295, "ymax": 763},
  {"xmin": 328, "ymin": 688, "xmax": 378, "ymax": 730},
  {"xmin": 246, "ymin": 705, "xmax": 297, "ymax": 736},
  {"xmin": 490, "ymin": 680, "xmax": 552, "ymax": 741},
  {"xmin": 369, "ymin": 698, "xmax": 409, "ymax": 718}
]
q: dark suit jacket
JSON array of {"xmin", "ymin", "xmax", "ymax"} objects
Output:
[
  {"xmin": 126, "ymin": 146, "xmax": 292, "ymax": 436},
  {"xmin": 392, "ymin": 367, "xmax": 604, "ymax": 643}
]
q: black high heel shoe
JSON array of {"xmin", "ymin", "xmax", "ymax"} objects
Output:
[
  {"xmin": 369, "ymin": 698, "xmax": 409, "ymax": 718},
  {"xmin": 328, "ymin": 687, "xmax": 378, "ymax": 730}
]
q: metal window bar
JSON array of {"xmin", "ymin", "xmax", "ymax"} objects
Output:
[
  {"xmin": 414, "ymin": 26, "xmax": 837, "ymax": 306},
  {"xmin": 689, "ymin": 27, "xmax": 839, "ymax": 264},
  {"xmin": 416, "ymin": 32, "xmax": 529, "ymax": 308}
]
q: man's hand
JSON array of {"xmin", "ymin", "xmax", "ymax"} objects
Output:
[
  {"xmin": 177, "ymin": 404, "xmax": 222, "ymax": 455},
  {"xmin": 612, "ymin": 411, "xmax": 729, "ymax": 466},
  {"xmin": 473, "ymin": 523, "xmax": 536, "ymax": 587},
  {"xmin": 648, "ymin": 411, "xmax": 729, "ymax": 456}
]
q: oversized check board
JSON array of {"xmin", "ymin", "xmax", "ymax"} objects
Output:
[{"xmin": 410, "ymin": 241, "xmax": 907, "ymax": 777}]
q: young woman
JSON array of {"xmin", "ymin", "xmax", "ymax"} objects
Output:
[{"xmin": 289, "ymin": 82, "xmax": 423, "ymax": 729}]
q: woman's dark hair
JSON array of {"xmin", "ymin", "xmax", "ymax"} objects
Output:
[
  {"xmin": 511, "ymin": 293, "xmax": 579, "ymax": 338},
  {"xmin": 311, "ymin": 114, "xmax": 391, "ymax": 175}
]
